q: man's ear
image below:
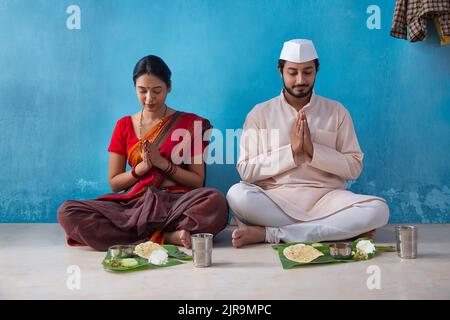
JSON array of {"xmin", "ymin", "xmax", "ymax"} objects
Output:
[
  {"xmin": 167, "ymin": 81, "xmax": 172, "ymax": 93},
  {"xmin": 278, "ymin": 67, "xmax": 283, "ymax": 78}
]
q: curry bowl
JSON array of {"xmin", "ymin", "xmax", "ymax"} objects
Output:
[
  {"xmin": 329, "ymin": 242, "xmax": 353, "ymax": 259},
  {"xmin": 108, "ymin": 245, "xmax": 136, "ymax": 259}
]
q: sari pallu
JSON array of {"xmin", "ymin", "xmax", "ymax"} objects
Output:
[
  {"xmin": 58, "ymin": 112, "xmax": 228, "ymax": 251},
  {"xmin": 99, "ymin": 111, "xmax": 211, "ymax": 200}
]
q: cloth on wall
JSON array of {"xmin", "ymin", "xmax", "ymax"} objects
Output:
[
  {"xmin": 435, "ymin": 16, "xmax": 450, "ymax": 45},
  {"xmin": 390, "ymin": 0, "xmax": 450, "ymax": 42}
]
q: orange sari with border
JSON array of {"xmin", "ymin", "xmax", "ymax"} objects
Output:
[
  {"xmin": 69, "ymin": 111, "xmax": 211, "ymax": 245},
  {"xmin": 98, "ymin": 111, "xmax": 211, "ymax": 201}
]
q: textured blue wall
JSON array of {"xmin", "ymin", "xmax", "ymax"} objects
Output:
[{"xmin": 0, "ymin": 0, "xmax": 449, "ymax": 223}]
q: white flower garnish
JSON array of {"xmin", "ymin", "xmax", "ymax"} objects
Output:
[
  {"xmin": 356, "ymin": 240, "xmax": 376, "ymax": 255},
  {"xmin": 148, "ymin": 249, "xmax": 169, "ymax": 265}
]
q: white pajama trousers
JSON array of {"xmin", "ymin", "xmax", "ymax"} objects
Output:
[{"xmin": 226, "ymin": 182, "xmax": 390, "ymax": 244}]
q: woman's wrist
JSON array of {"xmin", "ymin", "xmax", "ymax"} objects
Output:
[
  {"xmin": 134, "ymin": 161, "xmax": 149, "ymax": 177},
  {"xmin": 155, "ymin": 158, "xmax": 169, "ymax": 171},
  {"xmin": 131, "ymin": 166, "xmax": 141, "ymax": 179},
  {"xmin": 162, "ymin": 159, "xmax": 178, "ymax": 176}
]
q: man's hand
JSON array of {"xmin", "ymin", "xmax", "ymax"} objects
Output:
[
  {"xmin": 291, "ymin": 113, "xmax": 304, "ymax": 155},
  {"xmin": 301, "ymin": 111, "xmax": 314, "ymax": 158}
]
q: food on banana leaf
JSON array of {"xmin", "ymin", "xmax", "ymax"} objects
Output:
[
  {"xmin": 134, "ymin": 241, "xmax": 167, "ymax": 259},
  {"xmin": 283, "ymin": 244, "xmax": 324, "ymax": 263},
  {"xmin": 104, "ymin": 258, "xmax": 138, "ymax": 267},
  {"xmin": 148, "ymin": 249, "xmax": 169, "ymax": 265},
  {"xmin": 120, "ymin": 258, "xmax": 138, "ymax": 267}
]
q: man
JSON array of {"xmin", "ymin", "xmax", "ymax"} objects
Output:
[{"xmin": 227, "ymin": 39, "xmax": 389, "ymax": 248}]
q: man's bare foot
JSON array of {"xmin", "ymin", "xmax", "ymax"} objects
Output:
[
  {"xmin": 164, "ymin": 230, "xmax": 191, "ymax": 249},
  {"xmin": 232, "ymin": 226, "xmax": 266, "ymax": 248}
]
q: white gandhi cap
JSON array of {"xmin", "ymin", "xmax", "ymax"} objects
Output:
[{"xmin": 279, "ymin": 39, "xmax": 318, "ymax": 63}]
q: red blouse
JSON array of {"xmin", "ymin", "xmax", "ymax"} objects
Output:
[
  {"xmin": 107, "ymin": 113, "xmax": 211, "ymax": 165},
  {"xmin": 107, "ymin": 116, "xmax": 139, "ymax": 158}
]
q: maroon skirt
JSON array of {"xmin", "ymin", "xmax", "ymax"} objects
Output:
[{"xmin": 57, "ymin": 187, "xmax": 228, "ymax": 251}]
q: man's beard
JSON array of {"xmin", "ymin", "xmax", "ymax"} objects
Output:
[{"xmin": 283, "ymin": 79, "xmax": 315, "ymax": 98}]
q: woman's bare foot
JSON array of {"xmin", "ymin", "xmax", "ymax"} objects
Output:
[
  {"xmin": 356, "ymin": 229, "xmax": 377, "ymax": 239},
  {"xmin": 164, "ymin": 230, "xmax": 191, "ymax": 249},
  {"xmin": 232, "ymin": 226, "xmax": 266, "ymax": 248}
]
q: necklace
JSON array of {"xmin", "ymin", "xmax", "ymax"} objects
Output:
[{"xmin": 138, "ymin": 104, "xmax": 168, "ymax": 149}]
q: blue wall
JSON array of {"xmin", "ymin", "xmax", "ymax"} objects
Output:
[{"xmin": 0, "ymin": 0, "xmax": 449, "ymax": 223}]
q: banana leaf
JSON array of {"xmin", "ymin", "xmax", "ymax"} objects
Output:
[
  {"xmin": 351, "ymin": 237, "xmax": 396, "ymax": 252},
  {"xmin": 273, "ymin": 239, "xmax": 395, "ymax": 269},
  {"xmin": 163, "ymin": 244, "xmax": 193, "ymax": 261},
  {"xmin": 102, "ymin": 244, "xmax": 191, "ymax": 272}
]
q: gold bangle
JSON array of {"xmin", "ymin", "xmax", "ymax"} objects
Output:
[
  {"xmin": 162, "ymin": 160, "xmax": 171, "ymax": 175},
  {"xmin": 131, "ymin": 166, "xmax": 141, "ymax": 179},
  {"xmin": 169, "ymin": 163, "xmax": 177, "ymax": 176},
  {"xmin": 163, "ymin": 161, "xmax": 171, "ymax": 174}
]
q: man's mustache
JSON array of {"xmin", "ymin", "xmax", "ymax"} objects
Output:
[{"xmin": 293, "ymin": 84, "xmax": 309, "ymax": 88}]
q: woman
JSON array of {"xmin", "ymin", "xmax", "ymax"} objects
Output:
[{"xmin": 57, "ymin": 55, "xmax": 228, "ymax": 251}]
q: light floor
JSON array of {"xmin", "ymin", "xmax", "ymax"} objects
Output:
[{"xmin": 0, "ymin": 223, "xmax": 449, "ymax": 300}]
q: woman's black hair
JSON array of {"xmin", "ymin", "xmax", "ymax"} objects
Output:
[
  {"xmin": 133, "ymin": 55, "xmax": 172, "ymax": 87},
  {"xmin": 278, "ymin": 58, "xmax": 320, "ymax": 73}
]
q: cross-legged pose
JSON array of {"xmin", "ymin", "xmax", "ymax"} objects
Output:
[
  {"xmin": 58, "ymin": 55, "xmax": 228, "ymax": 251},
  {"xmin": 227, "ymin": 39, "xmax": 389, "ymax": 247}
]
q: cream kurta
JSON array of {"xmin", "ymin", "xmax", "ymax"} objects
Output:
[{"xmin": 237, "ymin": 91, "xmax": 385, "ymax": 221}]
